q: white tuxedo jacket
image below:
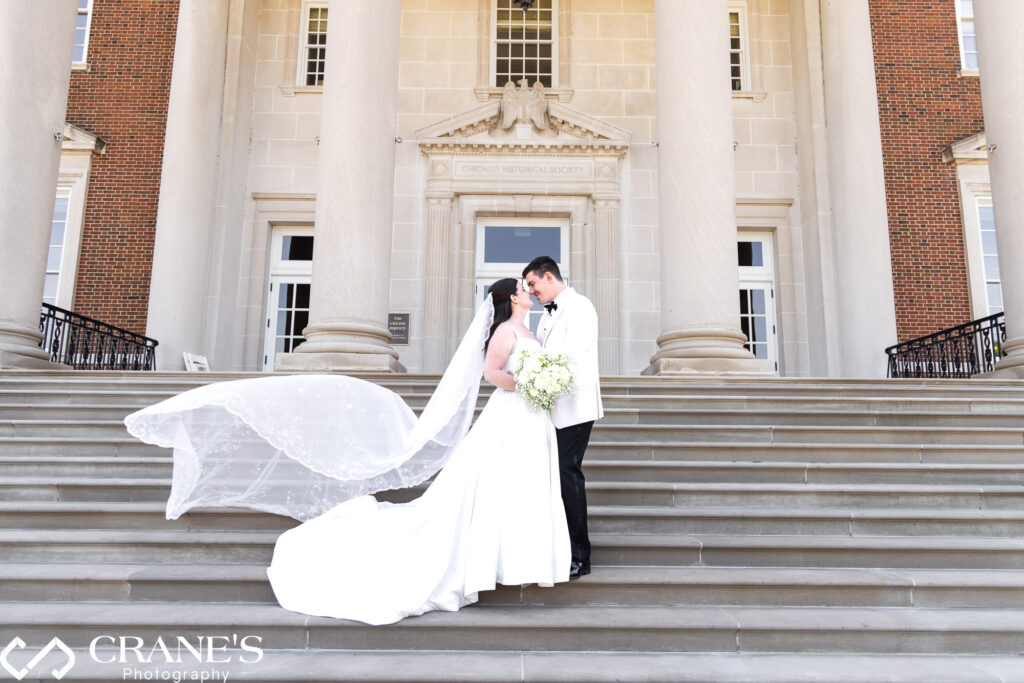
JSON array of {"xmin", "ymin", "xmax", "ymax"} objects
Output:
[{"xmin": 537, "ymin": 287, "xmax": 604, "ymax": 429}]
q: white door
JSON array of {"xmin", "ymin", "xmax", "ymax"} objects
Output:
[
  {"xmin": 738, "ymin": 233, "xmax": 779, "ymax": 372},
  {"xmin": 263, "ymin": 228, "xmax": 314, "ymax": 370},
  {"xmin": 475, "ymin": 217, "xmax": 569, "ymax": 335}
]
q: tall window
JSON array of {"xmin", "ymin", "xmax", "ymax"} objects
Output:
[
  {"xmin": 977, "ymin": 200, "xmax": 1002, "ymax": 316},
  {"xmin": 264, "ymin": 228, "xmax": 313, "ymax": 370},
  {"xmin": 728, "ymin": 2, "xmax": 750, "ymax": 91},
  {"xmin": 73, "ymin": 0, "xmax": 92, "ymax": 64},
  {"xmin": 44, "ymin": 192, "xmax": 71, "ymax": 307},
  {"xmin": 956, "ymin": 0, "xmax": 978, "ymax": 71},
  {"xmin": 493, "ymin": 0, "xmax": 555, "ymax": 88},
  {"xmin": 738, "ymin": 233, "xmax": 777, "ymax": 372},
  {"xmin": 300, "ymin": 2, "xmax": 328, "ymax": 86}
]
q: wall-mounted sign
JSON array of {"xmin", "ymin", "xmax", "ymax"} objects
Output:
[{"xmin": 388, "ymin": 313, "xmax": 410, "ymax": 345}]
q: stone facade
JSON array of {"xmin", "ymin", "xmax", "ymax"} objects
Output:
[{"xmin": 6, "ymin": 0, "xmax": 1022, "ymax": 377}]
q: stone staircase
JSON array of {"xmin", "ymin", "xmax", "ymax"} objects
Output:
[{"xmin": 1, "ymin": 370, "xmax": 1024, "ymax": 681}]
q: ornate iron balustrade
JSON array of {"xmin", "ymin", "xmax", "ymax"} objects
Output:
[
  {"xmin": 886, "ymin": 312, "xmax": 1005, "ymax": 379},
  {"xmin": 38, "ymin": 304, "xmax": 158, "ymax": 370}
]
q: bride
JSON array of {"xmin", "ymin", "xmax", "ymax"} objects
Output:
[{"xmin": 125, "ymin": 278, "xmax": 569, "ymax": 625}]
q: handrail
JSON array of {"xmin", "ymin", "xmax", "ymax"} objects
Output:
[
  {"xmin": 885, "ymin": 312, "xmax": 1005, "ymax": 378},
  {"xmin": 38, "ymin": 303, "xmax": 159, "ymax": 370}
]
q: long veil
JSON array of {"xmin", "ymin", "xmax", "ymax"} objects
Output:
[{"xmin": 124, "ymin": 297, "xmax": 495, "ymax": 522}]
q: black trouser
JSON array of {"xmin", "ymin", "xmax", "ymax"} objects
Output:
[{"xmin": 555, "ymin": 420, "xmax": 594, "ymax": 569}]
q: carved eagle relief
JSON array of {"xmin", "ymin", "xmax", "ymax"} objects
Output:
[{"xmin": 491, "ymin": 79, "xmax": 558, "ymax": 137}]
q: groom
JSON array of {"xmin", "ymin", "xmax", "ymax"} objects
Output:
[{"xmin": 523, "ymin": 256, "xmax": 604, "ymax": 579}]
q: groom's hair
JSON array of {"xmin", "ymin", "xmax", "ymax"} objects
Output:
[{"xmin": 522, "ymin": 256, "xmax": 563, "ymax": 282}]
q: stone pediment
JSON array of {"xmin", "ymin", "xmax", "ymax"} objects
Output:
[
  {"xmin": 416, "ymin": 83, "xmax": 631, "ymax": 157},
  {"xmin": 942, "ymin": 131, "xmax": 988, "ymax": 164}
]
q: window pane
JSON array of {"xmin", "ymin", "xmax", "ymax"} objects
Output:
[
  {"xmin": 978, "ymin": 206, "xmax": 995, "ymax": 228},
  {"xmin": 965, "ymin": 53, "xmax": 979, "ymax": 69},
  {"xmin": 981, "ymin": 231, "xmax": 998, "ymax": 254},
  {"xmin": 47, "ymin": 247, "xmax": 63, "ymax": 272},
  {"xmin": 737, "ymin": 241, "xmax": 763, "ymax": 267},
  {"xmin": 43, "ymin": 274, "xmax": 59, "ymax": 300},
  {"xmin": 961, "ymin": 0, "xmax": 974, "ymax": 16},
  {"xmin": 295, "ymin": 283, "xmax": 311, "ymax": 309},
  {"xmin": 50, "ymin": 221, "xmax": 66, "ymax": 245},
  {"xmin": 281, "ymin": 235, "xmax": 314, "ymax": 261},
  {"xmin": 52, "ymin": 197, "xmax": 69, "ymax": 222},
  {"xmin": 739, "ymin": 290, "xmax": 749, "ymax": 314},
  {"xmin": 78, "ymin": 0, "xmax": 90, "ymax": 10},
  {"xmin": 293, "ymin": 311, "xmax": 309, "ymax": 336},
  {"xmin": 984, "ymin": 255, "xmax": 1001, "ymax": 280},
  {"xmin": 484, "ymin": 226, "xmax": 561, "ymax": 263},
  {"xmin": 753, "ymin": 317, "xmax": 767, "ymax": 342},
  {"xmin": 987, "ymin": 283, "xmax": 1003, "ymax": 308},
  {"xmin": 751, "ymin": 289, "xmax": 765, "ymax": 312}
]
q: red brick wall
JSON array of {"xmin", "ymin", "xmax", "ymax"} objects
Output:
[
  {"xmin": 66, "ymin": 0, "xmax": 179, "ymax": 334},
  {"xmin": 869, "ymin": 0, "xmax": 985, "ymax": 341}
]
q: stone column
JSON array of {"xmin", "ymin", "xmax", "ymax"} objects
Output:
[
  {"xmin": 278, "ymin": 0, "xmax": 403, "ymax": 372},
  {"xmin": 819, "ymin": 0, "xmax": 898, "ymax": 377},
  {"xmin": 645, "ymin": 0, "xmax": 771, "ymax": 376},
  {"xmin": 974, "ymin": 1, "xmax": 1024, "ymax": 378},
  {"xmin": 423, "ymin": 159, "xmax": 454, "ymax": 372},
  {"xmin": 593, "ymin": 193, "xmax": 621, "ymax": 374},
  {"xmin": 145, "ymin": 0, "xmax": 230, "ymax": 369},
  {"xmin": 0, "ymin": 1, "xmax": 78, "ymax": 369}
]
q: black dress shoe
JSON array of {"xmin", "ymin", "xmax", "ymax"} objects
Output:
[{"xmin": 569, "ymin": 561, "xmax": 584, "ymax": 579}]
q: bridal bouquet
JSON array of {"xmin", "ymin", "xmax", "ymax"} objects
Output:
[{"xmin": 513, "ymin": 349, "xmax": 575, "ymax": 411}]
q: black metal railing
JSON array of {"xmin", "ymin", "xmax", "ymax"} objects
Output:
[
  {"xmin": 885, "ymin": 312, "xmax": 1005, "ymax": 379},
  {"xmin": 38, "ymin": 303, "xmax": 159, "ymax": 370}
]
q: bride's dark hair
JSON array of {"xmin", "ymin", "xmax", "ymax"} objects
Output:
[{"xmin": 484, "ymin": 278, "xmax": 520, "ymax": 352}]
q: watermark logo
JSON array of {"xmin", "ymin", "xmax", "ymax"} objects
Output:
[{"xmin": 1, "ymin": 638, "xmax": 76, "ymax": 681}]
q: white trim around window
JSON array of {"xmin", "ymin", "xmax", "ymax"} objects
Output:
[
  {"xmin": 955, "ymin": 0, "xmax": 979, "ymax": 75},
  {"xmin": 73, "ymin": 0, "xmax": 93, "ymax": 66},
  {"xmin": 490, "ymin": 0, "xmax": 558, "ymax": 88},
  {"xmin": 296, "ymin": 0, "xmax": 329, "ymax": 87},
  {"xmin": 728, "ymin": 1, "xmax": 752, "ymax": 92}
]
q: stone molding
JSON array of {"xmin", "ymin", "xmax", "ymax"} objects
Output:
[
  {"xmin": 942, "ymin": 131, "xmax": 989, "ymax": 165},
  {"xmin": 415, "ymin": 97, "xmax": 629, "ymax": 373},
  {"xmin": 473, "ymin": 86, "xmax": 574, "ymax": 103}
]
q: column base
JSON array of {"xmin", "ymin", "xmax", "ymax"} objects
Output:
[
  {"xmin": 0, "ymin": 349, "xmax": 67, "ymax": 370},
  {"xmin": 276, "ymin": 351, "xmax": 406, "ymax": 374},
  {"xmin": 642, "ymin": 356, "xmax": 775, "ymax": 376},
  {"xmin": 0, "ymin": 321, "xmax": 64, "ymax": 369},
  {"xmin": 975, "ymin": 344, "xmax": 1024, "ymax": 379}
]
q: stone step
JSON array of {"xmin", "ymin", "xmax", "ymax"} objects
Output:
[
  {"xmin": 8, "ymin": 455, "xmax": 1024, "ymax": 487},
  {"xmin": 10, "ymin": 499, "xmax": 1024, "ymax": 537},
  {"xmin": 8, "ymin": 389, "xmax": 1024, "ymax": 425},
  {"xmin": 3, "ymin": 563, "xmax": 1024, "ymax": 610},
  {"xmin": 5, "ymin": 419, "xmax": 1024, "ymax": 447},
  {"xmin": 587, "ymin": 460, "xmax": 1024, "ymax": 485},
  {"xmin": 0, "ymin": 455, "xmax": 171, "ymax": 477},
  {"xmin": 5, "ymin": 529, "xmax": 1024, "ymax": 568},
  {"xmin": 4, "ymin": 436, "xmax": 1024, "ymax": 465},
  {"xmin": 586, "ymin": 441, "xmax": 1024, "ymax": 464},
  {"xmin": 7, "ymin": 477, "xmax": 1024, "ymax": 512},
  {"xmin": 15, "ymin": 649, "xmax": 1024, "ymax": 683},
  {"xmin": 3, "ymin": 601, "xmax": 1024, "ymax": 654},
  {"xmin": 9, "ymin": 397, "xmax": 1024, "ymax": 423}
]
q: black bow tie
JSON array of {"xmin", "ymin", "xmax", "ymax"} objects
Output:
[{"xmin": 544, "ymin": 302, "xmax": 558, "ymax": 314}]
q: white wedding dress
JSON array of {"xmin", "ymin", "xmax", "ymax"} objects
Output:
[
  {"xmin": 124, "ymin": 300, "xmax": 570, "ymax": 625},
  {"xmin": 267, "ymin": 329, "xmax": 570, "ymax": 624}
]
